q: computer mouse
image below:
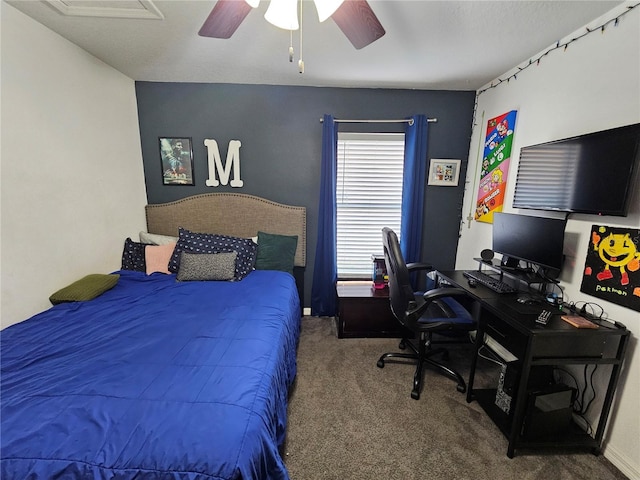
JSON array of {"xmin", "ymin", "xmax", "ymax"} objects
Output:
[
  {"xmin": 468, "ymin": 279, "xmax": 477, "ymax": 288},
  {"xmin": 517, "ymin": 296, "xmax": 538, "ymax": 305}
]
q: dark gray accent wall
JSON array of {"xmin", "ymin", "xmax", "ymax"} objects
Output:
[{"xmin": 135, "ymin": 82, "xmax": 476, "ymax": 307}]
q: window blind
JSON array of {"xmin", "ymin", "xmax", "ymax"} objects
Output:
[{"xmin": 337, "ymin": 132, "xmax": 405, "ymax": 278}]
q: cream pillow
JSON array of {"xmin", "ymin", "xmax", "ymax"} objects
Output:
[{"xmin": 139, "ymin": 231, "xmax": 178, "ymax": 245}]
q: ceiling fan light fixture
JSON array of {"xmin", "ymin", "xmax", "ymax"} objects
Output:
[
  {"xmin": 313, "ymin": 0, "xmax": 344, "ymax": 22},
  {"xmin": 264, "ymin": 0, "xmax": 299, "ymax": 30},
  {"xmin": 244, "ymin": 0, "xmax": 260, "ymax": 8}
]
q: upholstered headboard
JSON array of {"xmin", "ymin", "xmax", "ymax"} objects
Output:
[{"xmin": 145, "ymin": 193, "xmax": 307, "ymax": 267}]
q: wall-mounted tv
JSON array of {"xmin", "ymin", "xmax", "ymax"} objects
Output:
[{"xmin": 512, "ymin": 123, "xmax": 640, "ymax": 217}]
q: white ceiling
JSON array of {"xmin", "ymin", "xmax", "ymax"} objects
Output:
[{"xmin": 6, "ymin": 0, "xmax": 624, "ymax": 90}]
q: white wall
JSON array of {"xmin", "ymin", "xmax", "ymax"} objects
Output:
[
  {"xmin": 1, "ymin": 3, "xmax": 148, "ymax": 328},
  {"xmin": 458, "ymin": 3, "xmax": 639, "ymax": 477}
]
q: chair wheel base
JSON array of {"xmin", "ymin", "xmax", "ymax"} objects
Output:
[
  {"xmin": 456, "ymin": 384, "xmax": 466, "ymax": 393},
  {"xmin": 411, "ymin": 390, "xmax": 420, "ymax": 400},
  {"xmin": 377, "ymin": 359, "xmax": 385, "ymax": 368}
]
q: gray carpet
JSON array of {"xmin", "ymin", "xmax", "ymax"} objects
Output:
[{"xmin": 284, "ymin": 316, "xmax": 627, "ymax": 480}]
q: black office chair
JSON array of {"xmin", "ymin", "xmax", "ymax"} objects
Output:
[{"xmin": 377, "ymin": 227, "xmax": 476, "ymax": 400}]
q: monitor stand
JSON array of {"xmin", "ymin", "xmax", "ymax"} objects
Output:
[{"xmin": 501, "ymin": 255, "xmax": 520, "ymax": 269}]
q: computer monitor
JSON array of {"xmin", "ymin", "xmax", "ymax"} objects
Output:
[{"xmin": 492, "ymin": 212, "xmax": 566, "ymax": 273}]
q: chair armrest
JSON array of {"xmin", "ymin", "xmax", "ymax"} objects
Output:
[
  {"xmin": 405, "ymin": 286, "xmax": 474, "ymax": 328},
  {"xmin": 407, "ymin": 262, "xmax": 433, "ymax": 273},
  {"xmin": 407, "ymin": 287, "xmax": 469, "ymax": 316},
  {"xmin": 418, "ymin": 287, "xmax": 475, "ymax": 328},
  {"xmin": 422, "ymin": 287, "xmax": 469, "ymax": 302}
]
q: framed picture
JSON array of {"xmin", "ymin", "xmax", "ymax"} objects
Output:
[
  {"xmin": 159, "ymin": 137, "xmax": 194, "ymax": 185},
  {"xmin": 428, "ymin": 158, "xmax": 461, "ymax": 186}
]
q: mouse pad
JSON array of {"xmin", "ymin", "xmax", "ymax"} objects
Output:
[
  {"xmin": 503, "ymin": 301, "xmax": 541, "ymax": 316},
  {"xmin": 500, "ymin": 298, "xmax": 560, "ymax": 316}
]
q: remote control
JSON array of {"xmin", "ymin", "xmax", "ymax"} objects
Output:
[{"xmin": 536, "ymin": 310, "xmax": 552, "ymax": 325}]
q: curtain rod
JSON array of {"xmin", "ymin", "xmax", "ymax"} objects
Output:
[{"xmin": 319, "ymin": 117, "xmax": 437, "ymax": 125}]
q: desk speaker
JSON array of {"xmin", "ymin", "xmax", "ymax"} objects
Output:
[{"xmin": 481, "ymin": 249, "xmax": 494, "ymax": 262}]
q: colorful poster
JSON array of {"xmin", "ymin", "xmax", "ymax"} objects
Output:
[
  {"xmin": 475, "ymin": 110, "xmax": 517, "ymax": 223},
  {"xmin": 581, "ymin": 225, "xmax": 640, "ymax": 312}
]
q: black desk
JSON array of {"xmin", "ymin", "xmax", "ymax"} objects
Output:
[{"xmin": 438, "ymin": 270, "xmax": 629, "ymax": 458}]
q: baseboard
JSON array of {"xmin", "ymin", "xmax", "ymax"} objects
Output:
[
  {"xmin": 303, "ymin": 307, "xmax": 311, "ymax": 316},
  {"xmin": 605, "ymin": 443, "xmax": 640, "ymax": 480}
]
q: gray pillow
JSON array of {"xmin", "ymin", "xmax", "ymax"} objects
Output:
[{"xmin": 176, "ymin": 251, "xmax": 238, "ymax": 281}]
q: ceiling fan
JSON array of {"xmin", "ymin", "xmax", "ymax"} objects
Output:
[{"xmin": 198, "ymin": 0, "xmax": 386, "ymax": 50}]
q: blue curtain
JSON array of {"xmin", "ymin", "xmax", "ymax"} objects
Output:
[
  {"xmin": 400, "ymin": 114, "xmax": 429, "ymax": 264},
  {"xmin": 311, "ymin": 114, "xmax": 338, "ymax": 317}
]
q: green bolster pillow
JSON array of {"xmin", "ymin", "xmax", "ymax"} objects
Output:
[{"xmin": 49, "ymin": 274, "xmax": 120, "ymax": 305}]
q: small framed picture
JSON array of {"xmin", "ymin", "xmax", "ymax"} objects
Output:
[
  {"xmin": 159, "ymin": 137, "xmax": 194, "ymax": 185},
  {"xmin": 428, "ymin": 159, "xmax": 461, "ymax": 186}
]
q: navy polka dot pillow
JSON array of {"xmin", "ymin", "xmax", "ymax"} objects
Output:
[
  {"xmin": 169, "ymin": 227, "xmax": 257, "ymax": 281},
  {"xmin": 121, "ymin": 237, "xmax": 146, "ymax": 272}
]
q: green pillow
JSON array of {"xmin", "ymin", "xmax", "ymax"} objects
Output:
[
  {"xmin": 49, "ymin": 274, "xmax": 120, "ymax": 305},
  {"xmin": 255, "ymin": 231, "xmax": 298, "ymax": 275}
]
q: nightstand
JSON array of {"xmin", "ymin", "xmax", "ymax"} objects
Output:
[{"xmin": 336, "ymin": 281, "xmax": 405, "ymax": 338}]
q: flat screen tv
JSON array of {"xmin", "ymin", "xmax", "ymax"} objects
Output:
[
  {"xmin": 512, "ymin": 123, "xmax": 640, "ymax": 216},
  {"xmin": 492, "ymin": 212, "xmax": 566, "ymax": 273}
]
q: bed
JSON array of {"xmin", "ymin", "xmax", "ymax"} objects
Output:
[{"xmin": 1, "ymin": 193, "xmax": 306, "ymax": 480}]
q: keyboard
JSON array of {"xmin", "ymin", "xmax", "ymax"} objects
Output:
[{"xmin": 463, "ymin": 270, "xmax": 516, "ymax": 294}]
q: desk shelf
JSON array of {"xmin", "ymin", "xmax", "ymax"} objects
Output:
[
  {"xmin": 473, "ymin": 388, "xmax": 599, "ymax": 453},
  {"xmin": 471, "ymin": 257, "xmax": 554, "ymax": 290}
]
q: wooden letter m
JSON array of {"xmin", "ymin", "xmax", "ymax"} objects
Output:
[{"xmin": 204, "ymin": 139, "xmax": 243, "ymax": 187}]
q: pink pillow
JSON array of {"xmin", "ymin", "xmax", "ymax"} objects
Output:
[{"xmin": 145, "ymin": 242, "xmax": 176, "ymax": 275}]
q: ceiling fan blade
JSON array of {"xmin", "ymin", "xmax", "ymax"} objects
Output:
[
  {"xmin": 198, "ymin": 0, "xmax": 253, "ymax": 39},
  {"xmin": 331, "ymin": 0, "xmax": 385, "ymax": 50}
]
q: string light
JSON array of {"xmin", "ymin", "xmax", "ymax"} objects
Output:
[
  {"xmin": 469, "ymin": 3, "xmax": 639, "ymax": 131},
  {"xmin": 476, "ymin": 3, "xmax": 638, "ymax": 97}
]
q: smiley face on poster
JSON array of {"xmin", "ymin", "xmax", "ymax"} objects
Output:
[{"xmin": 581, "ymin": 225, "xmax": 640, "ymax": 312}]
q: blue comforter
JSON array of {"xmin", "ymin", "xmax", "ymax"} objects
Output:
[{"xmin": 1, "ymin": 270, "xmax": 301, "ymax": 479}]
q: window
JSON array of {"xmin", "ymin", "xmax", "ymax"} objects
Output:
[{"xmin": 336, "ymin": 132, "xmax": 405, "ymax": 278}]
